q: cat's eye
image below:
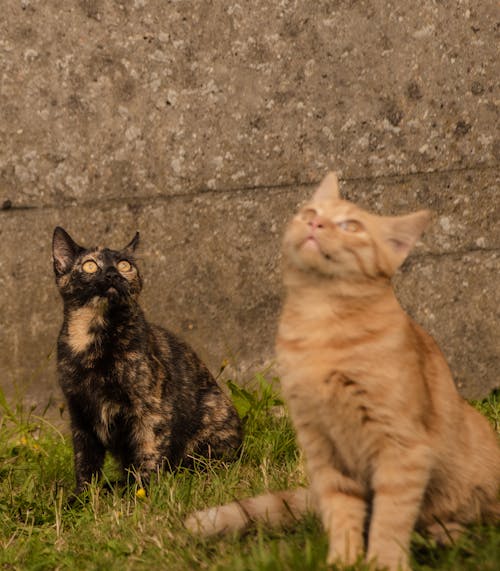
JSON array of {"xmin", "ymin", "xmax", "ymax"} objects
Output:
[
  {"xmin": 117, "ymin": 260, "xmax": 132, "ymax": 273},
  {"xmin": 82, "ymin": 260, "xmax": 98, "ymax": 274},
  {"xmin": 337, "ymin": 220, "xmax": 364, "ymax": 233}
]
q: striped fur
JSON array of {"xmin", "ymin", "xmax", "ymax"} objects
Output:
[{"xmin": 185, "ymin": 173, "xmax": 500, "ymax": 571}]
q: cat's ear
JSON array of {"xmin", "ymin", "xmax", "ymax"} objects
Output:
[
  {"xmin": 382, "ymin": 210, "xmax": 432, "ymax": 269},
  {"xmin": 311, "ymin": 172, "xmax": 340, "ymax": 202},
  {"xmin": 123, "ymin": 232, "xmax": 140, "ymax": 253},
  {"xmin": 52, "ymin": 227, "xmax": 84, "ymax": 275}
]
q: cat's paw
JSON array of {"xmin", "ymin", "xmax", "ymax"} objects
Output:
[{"xmin": 326, "ymin": 546, "xmax": 363, "ymax": 568}]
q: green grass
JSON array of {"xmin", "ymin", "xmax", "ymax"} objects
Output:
[{"xmin": 0, "ymin": 378, "xmax": 498, "ymax": 570}]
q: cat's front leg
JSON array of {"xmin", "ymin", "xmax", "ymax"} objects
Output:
[
  {"xmin": 322, "ymin": 486, "xmax": 366, "ymax": 567},
  {"xmin": 71, "ymin": 426, "xmax": 106, "ymax": 495},
  {"xmin": 126, "ymin": 418, "xmax": 162, "ymax": 484},
  {"xmin": 295, "ymin": 420, "xmax": 366, "ymax": 566},
  {"xmin": 367, "ymin": 443, "xmax": 432, "ymax": 571}
]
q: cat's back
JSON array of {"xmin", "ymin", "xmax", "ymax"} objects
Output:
[
  {"xmin": 406, "ymin": 320, "xmax": 462, "ymax": 419},
  {"xmin": 409, "ymin": 318, "xmax": 500, "ymax": 491},
  {"xmin": 147, "ymin": 323, "xmax": 214, "ymax": 386},
  {"xmin": 147, "ymin": 322, "xmax": 240, "ymax": 418},
  {"xmin": 406, "ymin": 319, "xmax": 498, "ymax": 440}
]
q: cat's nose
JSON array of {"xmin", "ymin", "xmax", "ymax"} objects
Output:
[
  {"xmin": 308, "ymin": 216, "xmax": 325, "ymax": 230},
  {"xmin": 105, "ymin": 267, "xmax": 120, "ymax": 281}
]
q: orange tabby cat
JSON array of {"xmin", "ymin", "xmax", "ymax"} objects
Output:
[{"xmin": 186, "ymin": 173, "xmax": 500, "ymax": 570}]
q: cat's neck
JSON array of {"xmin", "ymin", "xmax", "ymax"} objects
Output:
[
  {"xmin": 61, "ymin": 295, "xmax": 145, "ymax": 357},
  {"xmin": 282, "ymin": 266, "xmax": 403, "ymax": 326},
  {"xmin": 63, "ymin": 295, "xmax": 141, "ymax": 320},
  {"xmin": 285, "ymin": 265, "xmax": 396, "ymax": 298}
]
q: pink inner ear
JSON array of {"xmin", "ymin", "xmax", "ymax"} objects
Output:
[{"xmin": 382, "ymin": 210, "xmax": 431, "ymax": 259}]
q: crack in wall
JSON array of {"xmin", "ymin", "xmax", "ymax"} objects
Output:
[{"xmin": 1, "ymin": 164, "xmax": 499, "ymax": 214}]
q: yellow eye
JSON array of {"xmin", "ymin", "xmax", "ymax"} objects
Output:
[
  {"xmin": 82, "ymin": 260, "xmax": 98, "ymax": 274},
  {"xmin": 337, "ymin": 220, "xmax": 363, "ymax": 233},
  {"xmin": 117, "ymin": 260, "xmax": 132, "ymax": 272}
]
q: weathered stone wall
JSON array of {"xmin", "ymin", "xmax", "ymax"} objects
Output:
[{"xmin": 0, "ymin": 0, "xmax": 498, "ymax": 408}]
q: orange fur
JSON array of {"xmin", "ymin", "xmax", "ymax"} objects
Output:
[{"xmin": 186, "ymin": 173, "xmax": 500, "ymax": 570}]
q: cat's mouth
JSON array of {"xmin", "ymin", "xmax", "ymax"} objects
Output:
[
  {"xmin": 303, "ymin": 236, "xmax": 320, "ymax": 249},
  {"xmin": 101, "ymin": 282, "xmax": 127, "ymax": 299},
  {"xmin": 300, "ymin": 236, "xmax": 333, "ymax": 261}
]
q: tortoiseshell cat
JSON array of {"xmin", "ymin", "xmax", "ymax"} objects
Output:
[
  {"xmin": 52, "ymin": 227, "xmax": 242, "ymax": 494},
  {"xmin": 186, "ymin": 174, "xmax": 500, "ymax": 571}
]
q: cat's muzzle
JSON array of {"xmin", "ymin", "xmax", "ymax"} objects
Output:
[{"xmin": 102, "ymin": 273, "xmax": 129, "ymax": 299}]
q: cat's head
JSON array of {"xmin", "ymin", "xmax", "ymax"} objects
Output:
[
  {"xmin": 52, "ymin": 227, "xmax": 142, "ymax": 306},
  {"xmin": 283, "ymin": 172, "xmax": 431, "ymax": 281}
]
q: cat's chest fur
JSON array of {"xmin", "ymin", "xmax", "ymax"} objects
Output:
[
  {"xmin": 276, "ymin": 300, "xmax": 426, "ymax": 482},
  {"xmin": 279, "ymin": 347, "xmax": 382, "ymax": 480},
  {"xmin": 59, "ymin": 306, "xmax": 159, "ymax": 445}
]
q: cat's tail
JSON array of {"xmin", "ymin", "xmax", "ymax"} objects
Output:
[{"xmin": 184, "ymin": 487, "xmax": 314, "ymax": 537}]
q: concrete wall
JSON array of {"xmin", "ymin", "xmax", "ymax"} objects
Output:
[{"xmin": 0, "ymin": 0, "xmax": 498, "ymax": 408}]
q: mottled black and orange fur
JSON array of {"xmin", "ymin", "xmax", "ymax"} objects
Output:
[{"xmin": 52, "ymin": 227, "xmax": 242, "ymax": 494}]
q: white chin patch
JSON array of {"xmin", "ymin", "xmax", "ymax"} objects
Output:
[{"xmin": 302, "ymin": 237, "xmax": 321, "ymax": 252}]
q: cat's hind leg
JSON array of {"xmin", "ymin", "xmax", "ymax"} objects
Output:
[
  {"xmin": 423, "ymin": 498, "xmax": 500, "ymax": 545},
  {"xmin": 191, "ymin": 385, "xmax": 243, "ymax": 461},
  {"xmin": 424, "ymin": 520, "xmax": 465, "ymax": 545}
]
